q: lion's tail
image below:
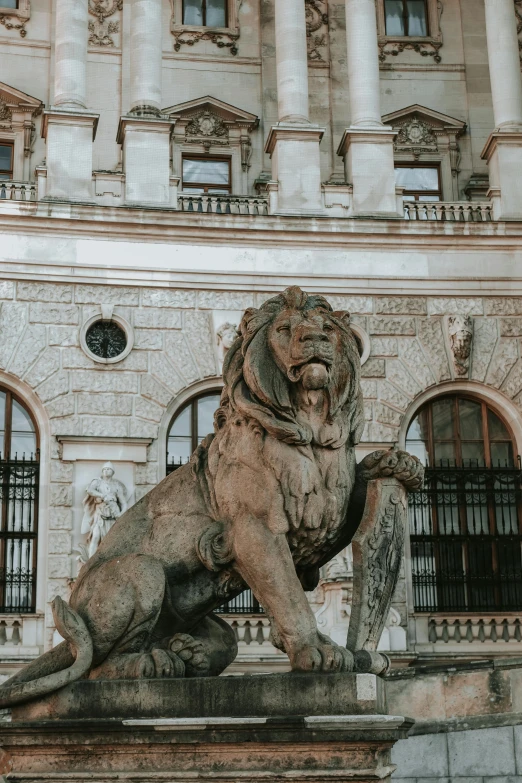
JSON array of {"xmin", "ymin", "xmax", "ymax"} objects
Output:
[{"xmin": 0, "ymin": 596, "xmax": 93, "ymax": 708}]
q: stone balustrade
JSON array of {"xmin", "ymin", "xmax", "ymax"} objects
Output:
[
  {"xmin": 403, "ymin": 201, "xmax": 493, "ymax": 222},
  {"xmin": 428, "ymin": 614, "xmax": 522, "ymax": 644},
  {"xmin": 0, "ymin": 181, "xmax": 37, "ymax": 201},
  {"xmin": 178, "ymin": 194, "xmax": 269, "ymax": 216},
  {"xmin": 0, "ymin": 615, "xmax": 41, "ymax": 657}
]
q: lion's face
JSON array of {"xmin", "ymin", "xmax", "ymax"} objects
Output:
[{"xmin": 268, "ymin": 307, "xmax": 337, "ymax": 391}]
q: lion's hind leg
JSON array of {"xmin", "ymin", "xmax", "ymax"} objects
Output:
[{"xmin": 159, "ymin": 614, "xmax": 238, "ymax": 677}]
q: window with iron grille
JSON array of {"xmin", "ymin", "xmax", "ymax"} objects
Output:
[
  {"xmin": 406, "ymin": 395, "xmax": 522, "ymax": 613},
  {"xmin": 0, "ymin": 389, "xmax": 39, "ymax": 613}
]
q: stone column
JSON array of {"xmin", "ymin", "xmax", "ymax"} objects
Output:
[
  {"xmin": 264, "ymin": 0, "xmax": 325, "ymax": 215},
  {"xmin": 118, "ymin": 0, "xmax": 172, "ymax": 206},
  {"xmin": 42, "ymin": 0, "xmax": 98, "ymax": 202},
  {"xmin": 481, "ymin": 0, "xmax": 522, "ymax": 218},
  {"xmin": 337, "ymin": 0, "xmax": 399, "ymax": 216}
]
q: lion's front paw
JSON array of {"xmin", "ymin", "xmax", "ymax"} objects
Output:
[
  {"xmin": 167, "ymin": 633, "xmax": 210, "ymax": 677},
  {"xmin": 292, "ymin": 642, "xmax": 354, "ymax": 673},
  {"xmin": 359, "ymin": 449, "xmax": 424, "ymax": 491}
]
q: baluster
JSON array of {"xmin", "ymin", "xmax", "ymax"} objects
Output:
[
  {"xmin": 225, "ymin": 199, "xmax": 232, "ymax": 214},
  {"xmin": 206, "ymin": 195, "xmax": 212, "ymax": 213},
  {"xmin": 216, "ymin": 198, "xmax": 222, "ymax": 214},
  {"xmin": 0, "ymin": 183, "xmax": 6, "ymax": 199},
  {"xmin": 0, "ymin": 621, "xmax": 6, "ymax": 646},
  {"xmin": 235, "ymin": 618, "xmax": 248, "ymax": 643},
  {"xmin": 260, "ymin": 618, "xmax": 271, "ymax": 643},
  {"xmin": 187, "ymin": 197, "xmax": 194, "ymax": 212},
  {"xmin": 9, "ymin": 184, "xmax": 15, "ymax": 200},
  {"xmin": 5, "ymin": 619, "xmax": 15, "ymax": 645},
  {"xmin": 20, "ymin": 185, "xmax": 26, "ymax": 201}
]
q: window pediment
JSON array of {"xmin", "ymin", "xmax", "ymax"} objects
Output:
[
  {"xmin": 383, "ymin": 105, "xmax": 466, "ymax": 156},
  {"xmin": 0, "ymin": 81, "xmax": 43, "ymax": 129}
]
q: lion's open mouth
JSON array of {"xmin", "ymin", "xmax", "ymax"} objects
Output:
[{"xmin": 287, "ymin": 357, "xmax": 332, "ymax": 383}]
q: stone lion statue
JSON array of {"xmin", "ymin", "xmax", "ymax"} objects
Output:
[{"xmin": 0, "ymin": 287, "xmax": 423, "ymax": 708}]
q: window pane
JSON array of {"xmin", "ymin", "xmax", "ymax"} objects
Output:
[
  {"xmin": 206, "ymin": 0, "xmax": 226, "ymax": 26},
  {"xmin": 170, "ymin": 405, "xmax": 191, "ymax": 438},
  {"xmin": 395, "ymin": 167, "xmax": 439, "ymax": 191},
  {"xmin": 434, "ymin": 441, "xmax": 456, "ymax": 465},
  {"xmin": 461, "ymin": 441, "xmax": 485, "ymax": 466},
  {"xmin": 12, "ymin": 400, "xmax": 35, "ymax": 433},
  {"xmin": 183, "ymin": 158, "xmax": 229, "ymax": 186},
  {"xmin": 167, "ymin": 437, "xmax": 192, "ymax": 464},
  {"xmin": 182, "ymin": 187, "xmax": 205, "ymax": 194},
  {"xmin": 1, "ymin": 0, "xmax": 18, "ymax": 7},
  {"xmin": 11, "ymin": 432, "xmax": 36, "ymax": 458},
  {"xmin": 197, "ymin": 395, "xmax": 220, "ymax": 440},
  {"xmin": 459, "ymin": 399, "xmax": 483, "ymax": 440},
  {"xmin": 407, "ymin": 0, "xmax": 427, "ymax": 35},
  {"xmin": 385, "ymin": 0, "xmax": 405, "ymax": 35},
  {"xmin": 183, "ymin": 0, "xmax": 203, "ymax": 25},
  {"xmin": 0, "ymin": 391, "xmax": 5, "ymax": 458},
  {"xmin": 418, "ymin": 195, "xmax": 440, "ymax": 202},
  {"xmin": 488, "ymin": 409, "xmax": 511, "ymax": 441},
  {"xmin": 432, "ymin": 398, "xmax": 454, "ymax": 440},
  {"xmin": 406, "ymin": 411, "xmax": 429, "ymax": 465},
  {"xmin": 0, "ymin": 145, "xmax": 12, "ymax": 173},
  {"xmin": 491, "ymin": 441, "xmax": 514, "ymax": 467}
]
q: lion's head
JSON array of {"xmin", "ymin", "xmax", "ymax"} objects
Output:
[{"xmin": 218, "ymin": 286, "xmax": 364, "ymax": 447}]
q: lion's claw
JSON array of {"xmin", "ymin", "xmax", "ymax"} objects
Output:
[
  {"xmin": 359, "ymin": 449, "xmax": 424, "ymax": 492},
  {"xmin": 167, "ymin": 633, "xmax": 210, "ymax": 676},
  {"xmin": 292, "ymin": 642, "xmax": 354, "ymax": 673}
]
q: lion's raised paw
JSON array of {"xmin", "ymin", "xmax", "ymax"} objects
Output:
[{"xmin": 292, "ymin": 642, "xmax": 354, "ymax": 673}]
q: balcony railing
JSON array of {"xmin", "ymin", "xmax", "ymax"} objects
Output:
[
  {"xmin": 410, "ymin": 463, "xmax": 522, "ymax": 613},
  {"xmin": 178, "ymin": 194, "xmax": 269, "ymax": 216},
  {"xmin": 0, "ymin": 181, "xmax": 37, "ymax": 202},
  {"xmin": 403, "ymin": 201, "xmax": 492, "ymax": 222}
]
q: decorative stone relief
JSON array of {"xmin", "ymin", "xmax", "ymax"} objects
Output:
[
  {"xmin": 417, "ymin": 319, "xmax": 451, "ymax": 382},
  {"xmin": 185, "ymin": 111, "xmax": 229, "ymax": 147},
  {"xmin": 395, "ymin": 117, "xmax": 437, "ymax": 154},
  {"xmin": 0, "ymin": 0, "xmax": 31, "ymax": 38},
  {"xmin": 173, "ymin": 28, "xmax": 239, "ymax": 55},
  {"xmin": 0, "ymin": 99, "xmax": 12, "ymax": 126},
  {"xmin": 305, "ymin": 0, "xmax": 329, "ymax": 64},
  {"xmin": 516, "ymin": 0, "xmax": 522, "ymax": 61},
  {"xmin": 88, "ymin": 0, "xmax": 122, "ymax": 47},
  {"xmin": 79, "ymin": 462, "xmax": 128, "ymax": 562},
  {"xmin": 216, "ymin": 322, "xmax": 238, "ymax": 363},
  {"xmin": 447, "ymin": 315, "xmax": 473, "ymax": 378}
]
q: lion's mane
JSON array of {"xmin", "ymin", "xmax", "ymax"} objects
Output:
[{"xmin": 216, "ymin": 287, "xmax": 365, "ymax": 448}]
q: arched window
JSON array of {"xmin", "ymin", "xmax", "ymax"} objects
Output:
[
  {"xmin": 406, "ymin": 395, "xmax": 522, "ymax": 613},
  {"xmin": 165, "ymin": 390, "xmax": 263, "ymax": 614},
  {"xmin": 0, "ymin": 388, "xmax": 39, "ymax": 613}
]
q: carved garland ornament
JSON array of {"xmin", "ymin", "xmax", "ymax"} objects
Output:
[
  {"xmin": 305, "ymin": 0, "xmax": 328, "ymax": 63},
  {"xmin": 0, "ymin": 14, "xmax": 27, "ymax": 38},
  {"xmin": 516, "ymin": 0, "xmax": 522, "ymax": 61},
  {"xmin": 185, "ymin": 110, "xmax": 229, "ymax": 147},
  {"xmin": 379, "ymin": 39, "xmax": 442, "ymax": 63},
  {"xmin": 173, "ymin": 29, "xmax": 239, "ymax": 55},
  {"xmin": 0, "ymin": 99, "xmax": 12, "ymax": 126},
  {"xmin": 88, "ymin": 0, "xmax": 122, "ymax": 47}
]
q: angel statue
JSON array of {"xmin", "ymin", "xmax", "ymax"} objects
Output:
[{"xmin": 80, "ymin": 462, "xmax": 128, "ymax": 561}]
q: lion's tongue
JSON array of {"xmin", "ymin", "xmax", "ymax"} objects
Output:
[{"xmin": 291, "ymin": 361, "xmax": 329, "ymax": 389}]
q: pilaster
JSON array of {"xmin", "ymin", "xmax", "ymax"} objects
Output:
[
  {"xmin": 117, "ymin": 116, "xmax": 174, "ymax": 207},
  {"xmin": 41, "ymin": 110, "xmax": 99, "ymax": 203},
  {"xmin": 481, "ymin": 130, "xmax": 522, "ymax": 219},
  {"xmin": 337, "ymin": 128, "xmax": 398, "ymax": 217},
  {"xmin": 265, "ymin": 124, "xmax": 325, "ymax": 215}
]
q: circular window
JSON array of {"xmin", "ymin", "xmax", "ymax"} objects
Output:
[{"xmin": 80, "ymin": 314, "xmax": 134, "ymax": 364}]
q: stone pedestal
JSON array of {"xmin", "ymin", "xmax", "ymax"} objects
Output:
[
  {"xmin": 482, "ymin": 130, "xmax": 522, "ymax": 219},
  {"xmin": 2, "ymin": 675, "xmax": 411, "ymax": 783},
  {"xmin": 117, "ymin": 115, "xmax": 173, "ymax": 206},
  {"xmin": 41, "ymin": 110, "xmax": 99, "ymax": 203},
  {"xmin": 337, "ymin": 128, "xmax": 398, "ymax": 217},
  {"xmin": 265, "ymin": 124, "xmax": 325, "ymax": 215}
]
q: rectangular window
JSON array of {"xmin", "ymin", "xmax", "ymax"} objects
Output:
[
  {"xmin": 182, "ymin": 0, "xmax": 227, "ymax": 27},
  {"xmin": 0, "ymin": 0, "xmax": 18, "ymax": 7},
  {"xmin": 395, "ymin": 164, "xmax": 441, "ymax": 201},
  {"xmin": 182, "ymin": 156, "xmax": 231, "ymax": 194},
  {"xmin": 0, "ymin": 144, "xmax": 13, "ymax": 181},
  {"xmin": 385, "ymin": 0, "xmax": 428, "ymax": 36}
]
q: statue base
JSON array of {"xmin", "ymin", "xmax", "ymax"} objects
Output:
[{"xmin": 2, "ymin": 675, "xmax": 412, "ymax": 782}]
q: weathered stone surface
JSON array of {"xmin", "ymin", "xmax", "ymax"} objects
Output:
[
  {"xmin": 49, "ymin": 484, "xmax": 73, "ymax": 507},
  {"xmin": 129, "ymin": 418, "xmax": 158, "ymax": 438},
  {"xmin": 486, "ymin": 298, "xmax": 522, "ymax": 316},
  {"xmin": 361, "ymin": 358, "xmax": 385, "ymax": 378},
  {"xmin": 368, "ymin": 422, "xmax": 398, "ymax": 442},
  {"xmin": 134, "ymin": 329, "xmax": 163, "ymax": 350},
  {"xmin": 392, "ymin": 734, "xmax": 449, "ymax": 777},
  {"xmin": 49, "ymin": 508, "xmax": 73, "ymax": 530},
  {"xmin": 502, "ymin": 359, "xmax": 522, "ymax": 399},
  {"xmin": 0, "ymin": 281, "xmax": 14, "ymax": 299},
  {"xmin": 375, "ymin": 296, "xmax": 427, "ymax": 315},
  {"xmin": 50, "ymin": 461, "xmax": 74, "ymax": 483},
  {"xmin": 368, "ymin": 317, "xmax": 416, "ymax": 336},
  {"xmin": 71, "ymin": 371, "xmax": 138, "ymax": 393},
  {"xmin": 165, "ymin": 332, "xmax": 200, "ymax": 383},
  {"xmin": 361, "ymin": 380, "xmax": 377, "ymax": 398},
  {"xmin": 399, "ymin": 339, "xmax": 435, "ymax": 389},
  {"xmin": 18, "ymin": 282, "xmax": 72, "ymax": 303},
  {"xmin": 140, "ymin": 374, "xmax": 173, "ymax": 407},
  {"xmin": 48, "ymin": 325, "xmax": 78, "ymax": 346},
  {"xmin": 49, "ymin": 532, "xmax": 72, "ymax": 555},
  {"xmin": 500, "ymin": 318, "xmax": 522, "ymax": 337},
  {"xmin": 370, "ymin": 338, "xmax": 398, "ymax": 357},
  {"xmin": 0, "ymin": 302, "xmax": 26, "ymax": 368},
  {"xmin": 8, "ymin": 325, "xmax": 46, "ymax": 378},
  {"xmin": 133, "ymin": 309, "xmax": 182, "ymax": 329},
  {"xmin": 428, "ymin": 297, "xmax": 483, "ymax": 315},
  {"xmin": 61, "ymin": 348, "xmax": 96, "ymax": 369},
  {"xmin": 37, "ymin": 372, "xmax": 70, "ymax": 403},
  {"xmin": 386, "ymin": 360, "xmax": 421, "ymax": 398},
  {"xmin": 50, "ymin": 415, "xmax": 81, "ymax": 436},
  {"xmin": 135, "ymin": 463, "xmax": 159, "ymax": 485},
  {"xmin": 24, "ymin": 348, "xmax": 60, "ymax": 387},
  {"xmin": 447, "ymin": 727, "xmax": 516, "ymax": 777},
  {"xmin": 378, "ymin": 381, "xmax": 410, "ymax": 411},
  {"xmin": 364, "ymin": 402, "xmax": 373, "ymax": 421},
  {"xmin": 135, "ymin": 485, "xmax": 155, "ymax": 501},
  {"xmin": 327, "ymin": 295, "xmax": 373, "ymax": 314},
  {"xmin": 374, "ymin": 403, "xmax": 402, "ymax": 427},
  {"xmin": 151, "ymin": 353, "xmax": 185, "ymax": 394},
  {"xmin": 81, "ymin": 416, "xmax": 129, "ymax": 437},
  {"xmin": 471, "ymin": 318, "xmax": 498, "ymax": 381},
  {"xmin": 106, "ymin": 351, "xmax": 148, "ymax": 372},
  {"xmin": 198, "ymin": 291, "xmax": 254, "ymax": 310},
  {"xmin": 75, "ymin": 285, "xmax": 139, "ymax": 306},
  {"xmin": 185, "ymin": 312, "xmax": 217, "ymax": 377},
  {"xmin": 485, "ymin": 339, "xmax": 518, "ymax": 388},
  {"xmin": 29, "ymin": 303, "xmax": 79, "ymax": 324},
  {"xmin": 142, "ymin": 289, "xmax": 196, "ymax": 308},
  {"xmin": 47, "ymin": 555, "xmax": 71, "ymax": 579},
  {"xmin": 77, "ymin": 393, "xmax": 133, "ymax": 416},
  {"xmin": 135, "ymin": 396, "xmax": 163, "ymax": 422},
  {"xmin": 417, "ymin": 320, "xmax": 451, "ymax": 382},
  {"xmin": 47, "ymin": 579, "xmax": 71, "ymax": 602}
]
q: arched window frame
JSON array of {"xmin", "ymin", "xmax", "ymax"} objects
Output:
[{"xmin": 165, "ymin": 388, "xmax": 223, "ymax": 474}]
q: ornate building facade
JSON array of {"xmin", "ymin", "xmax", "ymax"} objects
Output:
[{"xmin": 1, "ymin": 1, "xmax": 522, "ymax": 772}]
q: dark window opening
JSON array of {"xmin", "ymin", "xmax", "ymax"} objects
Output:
[
  {"xmin": 385, "ymin": 0, "xmax": 428, "ymax": 36},
  {"xmin": 395, "ymin": 164, "xmax": 441, "ymax": 202},
  {"xmin": 182, "ymin": 0, "xmax": 227, "ymax": 27},
  {"xmin": 0, "ymin": 144, "xmax": 14, "ymax": 181},
  {"xmin": 182, "ymin": 156, "xmax": 231, "ymax": 194}
]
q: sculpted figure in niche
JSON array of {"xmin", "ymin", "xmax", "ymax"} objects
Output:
[
  {"xmin": 80, "ymin": 462, "xmax": 128, "ymax": 561},
  {"xmin": 448, "ymin": 314, "xmax": 473, "ymax": 377},
  {"xmin": 0, "ymin": 287, "xmax": 423, "ymax": 707},
  {"xmin": 216, "ymin": 321, "xmax": 238, "ymax": 362}
]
